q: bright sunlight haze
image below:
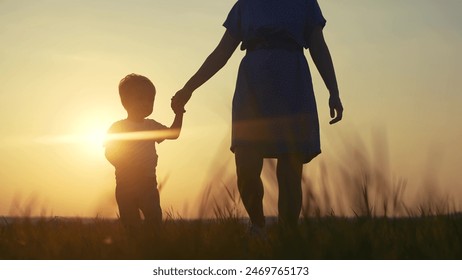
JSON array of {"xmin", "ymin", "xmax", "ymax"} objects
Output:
[{"xmin": 1, "ymin": 0, "xmax": 461, "ymax": 218}]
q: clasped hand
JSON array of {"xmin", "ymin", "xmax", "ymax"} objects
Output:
[{"xmin": 171, "ymin": 88, "xmax": 192, "ymax": 114}]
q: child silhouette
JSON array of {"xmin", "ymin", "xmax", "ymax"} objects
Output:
[{"xmin": 105, "ymin": 73, "xmax": 184, "ymax": 234}]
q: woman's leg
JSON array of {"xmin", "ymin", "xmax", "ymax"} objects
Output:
[
  {"xmin": 277, "ymin": 155, "xmax": 303, "ymax": 228},
  {"xmin": 235, "ymin": 147, "xmax": 265, "ymax": 228}
]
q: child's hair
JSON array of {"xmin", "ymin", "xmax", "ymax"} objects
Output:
[{"xmin": 118, "ymin": 73, "xmax": 156, "ymax": 108}]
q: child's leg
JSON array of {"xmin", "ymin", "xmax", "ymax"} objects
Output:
[
  {"xmin": 139, "ymin": 178, "xmax": 162, "ymax": 229},
  {"xmin": 276, "ymin": 155, "xmax": 303, "ymax": 229},
  {"xmin": 115, "ymin": 186, "xmax": 142, "ymax": 231},
  {"xmin": 235, "ymin": 147, "xmax": 265, "ymax": 228}
]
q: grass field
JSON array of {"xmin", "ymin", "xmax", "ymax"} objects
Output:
[{"xmin": 1, "ymin": 213, "xmax": 462, "ymax": 260}]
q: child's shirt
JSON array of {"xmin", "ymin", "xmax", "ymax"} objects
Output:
[{"xmin": 105, "ymin": 118, "xmax": 168, "ymax": 180}]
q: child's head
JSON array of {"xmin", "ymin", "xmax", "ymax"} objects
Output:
[{"xmin": 119, "ymin": 73, "xmax": 156, "ymax": 120}]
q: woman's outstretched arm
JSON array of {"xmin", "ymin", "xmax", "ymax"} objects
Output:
[
  {"xmin": 172, "ymin": 30, "xmax": 241, "ymax": 108},
  {"xmin": 309, "ymin": 26, "xmax": 343, "ymax": 124}
]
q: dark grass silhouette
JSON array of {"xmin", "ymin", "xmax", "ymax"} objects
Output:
[{"xmin": 2, "ymin": 214, "xmax": 462, "ymax": 259}]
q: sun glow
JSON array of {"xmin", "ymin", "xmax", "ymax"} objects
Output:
[
  {"xmin": 34, "ymin": 120, "xmax": 108, "ymax": 155},
  {"xmin": 34, "ymin": 121, "xmax": 180, "ymax": 154},
  {"xmin": 73, "ymin": 118, "xmax": 108, "ymax": 153}
]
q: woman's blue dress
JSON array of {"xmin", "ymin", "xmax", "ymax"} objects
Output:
[{"xmin": 224, "ymin": 0, "xmax": 326, "ymax": 163}]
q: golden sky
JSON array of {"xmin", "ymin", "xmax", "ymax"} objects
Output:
[{"xmin": 1, "ymin": 0, "xmax": 461, "ymax": 218}]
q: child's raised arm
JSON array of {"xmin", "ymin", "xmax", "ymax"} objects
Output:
[{"xmin": 164, "ymin": 110, "xmax": 184, "ymax": 140}]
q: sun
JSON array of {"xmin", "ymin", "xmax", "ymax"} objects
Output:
[
  {"xmin": 74, "ymin": 119, "xmax": 108, "ymax": 153},
  {"xmin": 82, "ymin": 126, "xmax": 107, "ymax": 149}
]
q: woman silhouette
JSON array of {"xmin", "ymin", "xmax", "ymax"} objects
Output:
[{"xmin": 173, "ymin": 0, "xmax": 343, "ymax": 234}]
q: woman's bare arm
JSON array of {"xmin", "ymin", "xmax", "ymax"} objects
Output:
[
  {"xmin": 172, "ymin": 30, "xmax": 241, "ymax": 108},
  {"xmin": 309, "ymin": 26, "xmax": 343, "ymax": 124}
]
